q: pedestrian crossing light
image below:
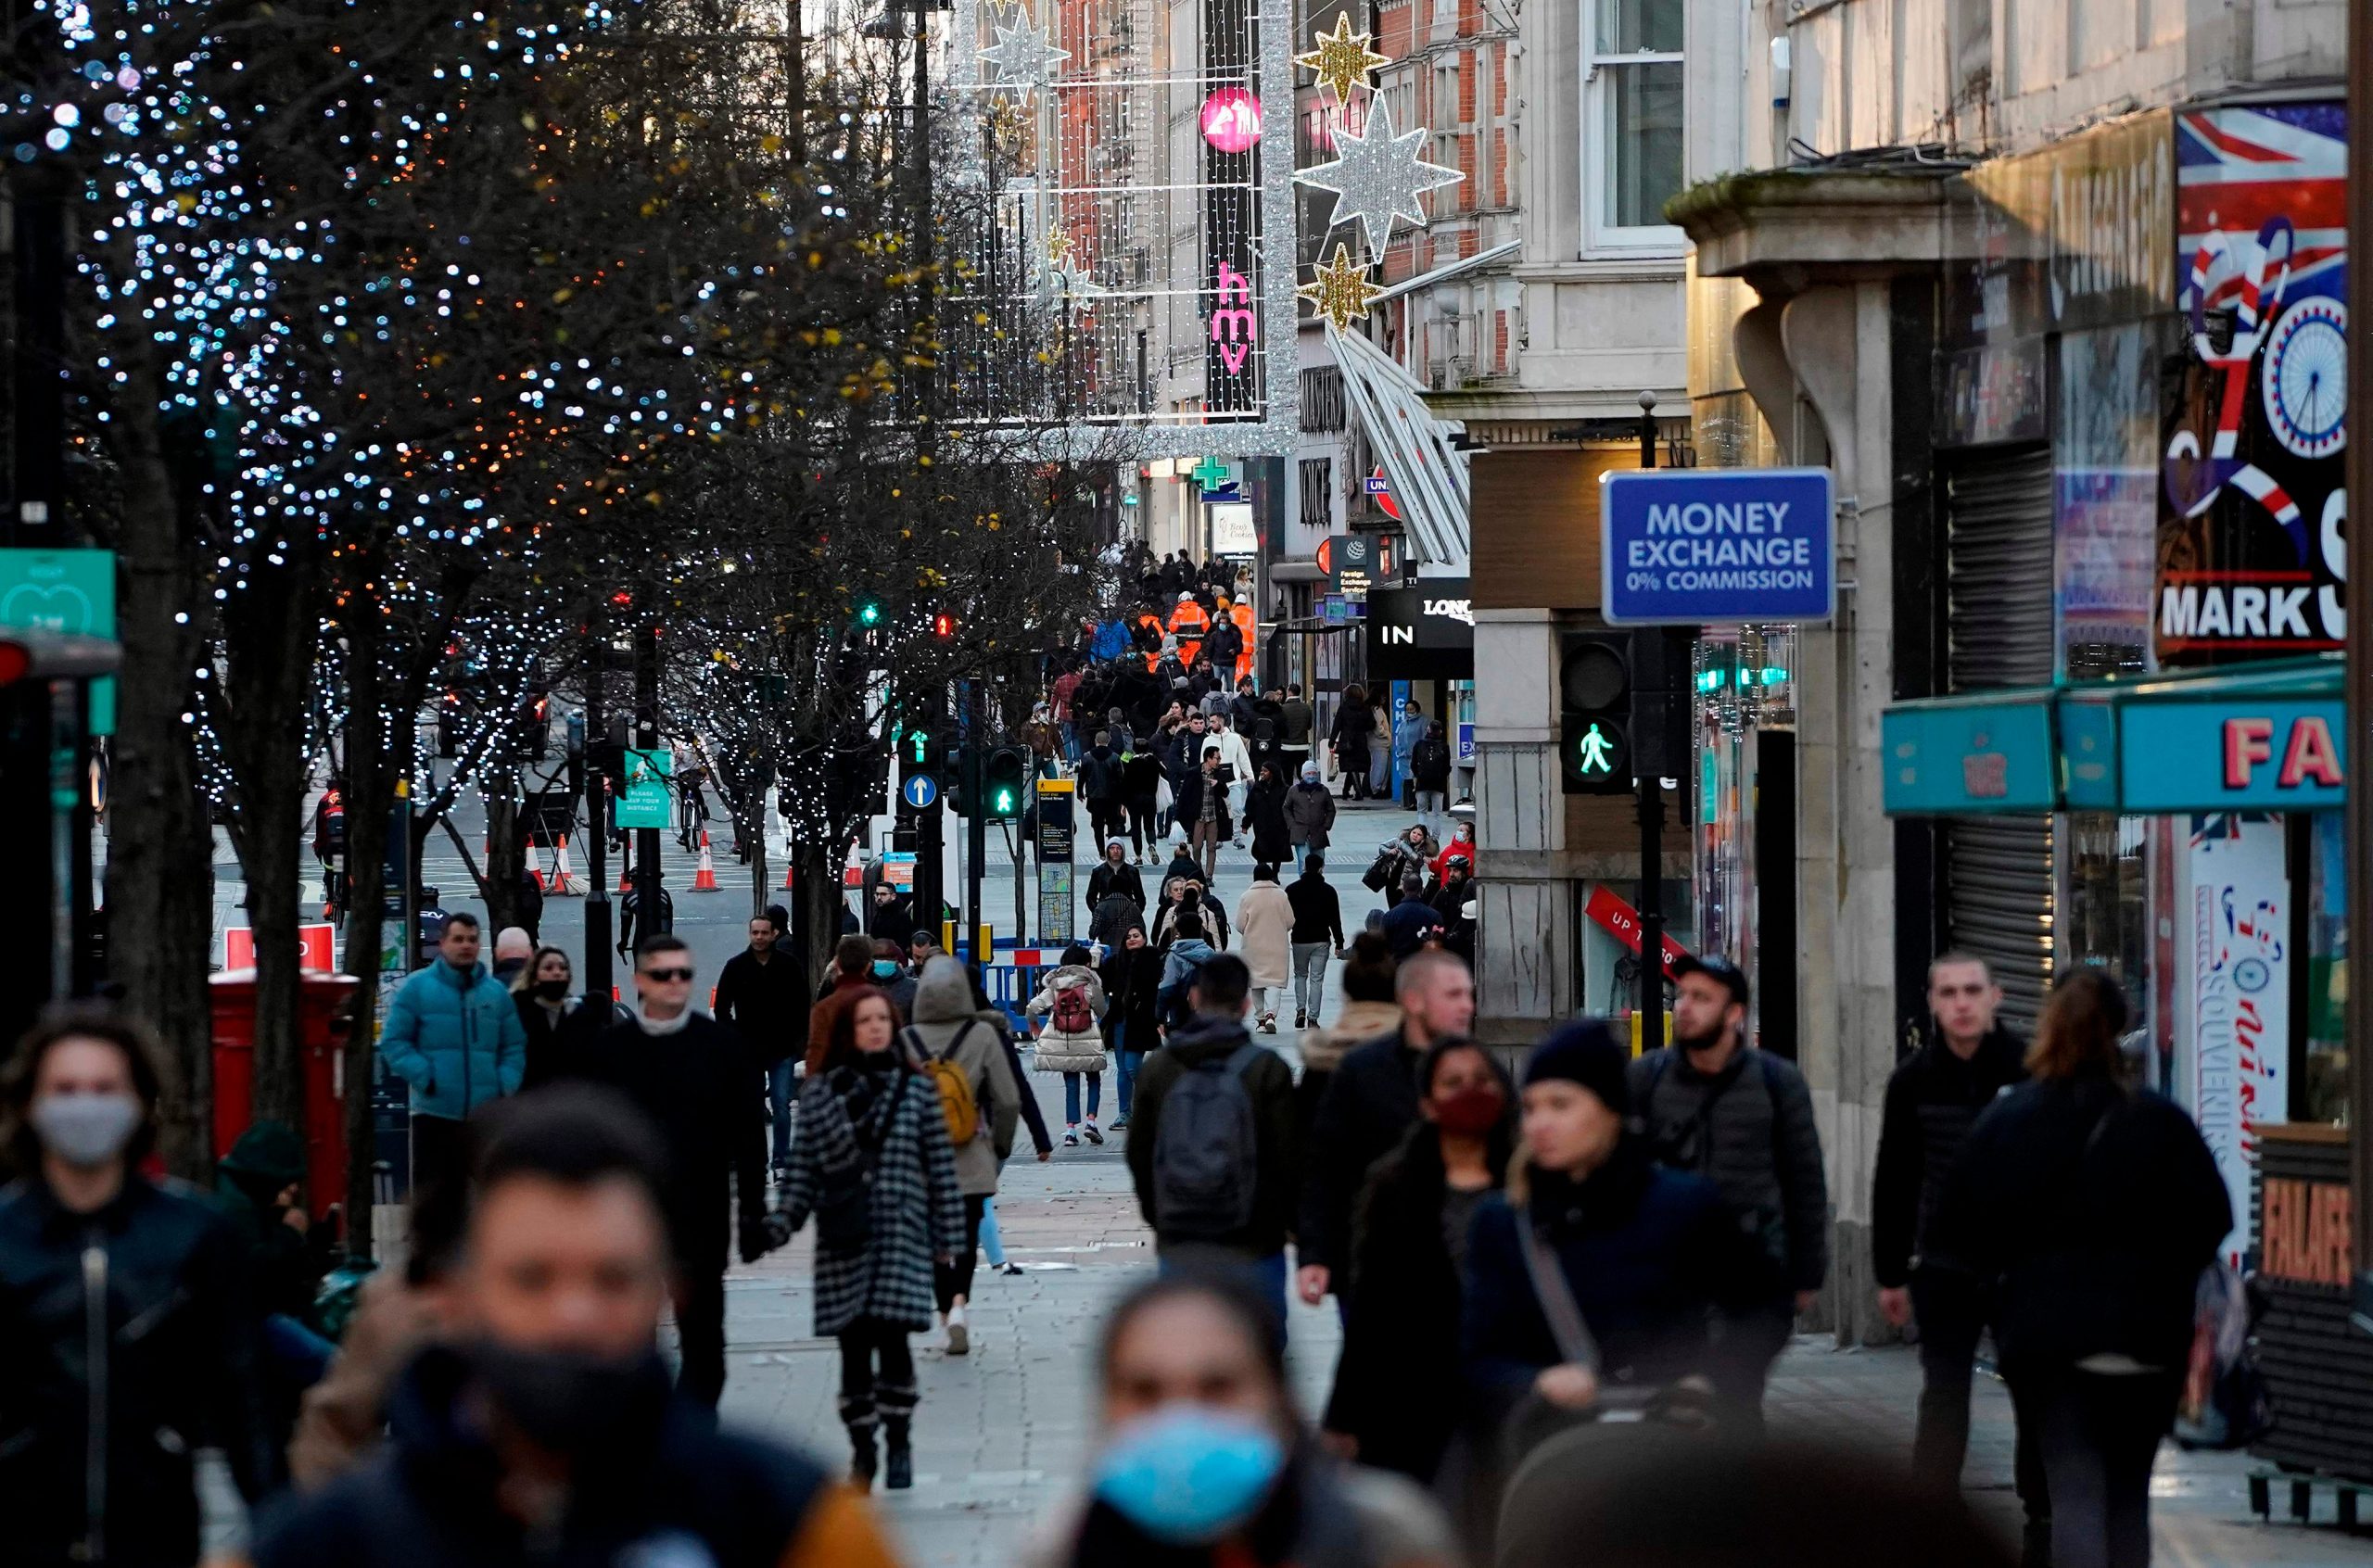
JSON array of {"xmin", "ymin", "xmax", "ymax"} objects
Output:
[
  {"xmin": 984, "ymin": 745, "xmax": 1029, "ymax": 818},
  {"xmin": 857, "ymin": 600, "xmax": 884, "ymax": 628},
  {"xmin": 1558, "ymin": 632, "xmax": 1633, "ymax": 795}
]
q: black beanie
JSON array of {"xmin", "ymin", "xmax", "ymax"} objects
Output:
[{"xmin": 1523, "ymin": 1019, "xmax": 1630, "ymax": 1114}]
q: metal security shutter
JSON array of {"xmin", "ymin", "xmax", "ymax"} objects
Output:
[{"xmin": 1940, "ymin": 446, "xmax": 2056, "ymax": 1037}]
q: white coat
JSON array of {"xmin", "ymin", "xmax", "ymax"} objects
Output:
[{"xmin": 1237, "ymin": 880, "xmax": 1293, "ymax": 992}]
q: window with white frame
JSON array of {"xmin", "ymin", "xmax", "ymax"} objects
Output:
[{"xmin": 1583, "ymin": 0, "xmax": 1682, "ymax": 250}]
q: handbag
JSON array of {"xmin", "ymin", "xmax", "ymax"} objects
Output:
[
  {"xmin": 816, "ymin": 1070, "xmax": 907, "ymax": 1260},
  {"xmin": 1361, "ymin": 851, "xmax": 1397, "ymax": 892}
]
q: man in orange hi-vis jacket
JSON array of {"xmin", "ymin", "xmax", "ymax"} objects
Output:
[
  {"xmin": 1167, "ymin": 590, "xmax": 1210, "ymax": 666},
  {"xmin": 1222, "ymin": 593, "xmax": 1256, "ymax": 682}
]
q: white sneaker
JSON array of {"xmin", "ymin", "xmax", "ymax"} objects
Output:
[{"xmin": 946, "ymin": 1304, "xmax": 971, "ymax": 1356}]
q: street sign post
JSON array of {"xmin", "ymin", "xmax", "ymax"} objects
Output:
[
  {"xmin": 1034, "ymin": 778, "xmax": 1075, "ymax": 947},
  {"xmin": 1599, "ymin": 468, "xmax": 1836, "ymax": 626},
  {"xmin": 615, "ymin": 747, "xmax": 673, "ymax": 829}
]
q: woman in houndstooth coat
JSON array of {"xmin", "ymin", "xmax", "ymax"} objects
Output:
[{"xmin": 775, "ymin": 986, "xmax": 966, "ymax": 1492}]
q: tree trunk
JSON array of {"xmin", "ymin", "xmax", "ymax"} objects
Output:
[{"xmin": 107, "ymin": 372, "xmax": 214, "ymax": 1179}]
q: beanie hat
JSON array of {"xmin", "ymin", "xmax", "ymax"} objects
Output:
[{"xmin": 1523, "ymin": 1019, "xmax": 1630, "ymax": 1114}]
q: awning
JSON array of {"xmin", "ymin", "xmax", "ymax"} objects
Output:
[
  {"xmin": 1327, "ymin": 322, "xmax": 1470, "ymax": 571},
  {"xmin": 1882, "ymin": 656, "xmax": 2344, "ymax": 816}
]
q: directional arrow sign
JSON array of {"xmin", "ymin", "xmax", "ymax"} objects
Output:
[{"xmin": 901, "ymin": 773, "xmax": 940, "ymax": 810}]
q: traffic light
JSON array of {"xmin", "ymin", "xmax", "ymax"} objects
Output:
[
  {"xmin": 857, "ymin": 600, "xmax": 884, "ymax": 629},
  {"xmin": 933, "ymin": 609, "xmax": 956, "ymax": 639},
  {"xmin": 437, "ymin": 691, "xmax": 462, "ymax": 759},
  {"xmin": 983, "ymin": 745, "xmax": 1029, "ymax": 818},
  {"xmin": 1558, "ymin": 633, "xmax": 1631, "ymax": 794},
  {"xmin": 945, "ymin": 743, "xmax": 971, "ymax": 815}
]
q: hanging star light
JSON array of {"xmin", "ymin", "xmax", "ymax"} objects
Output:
[
  {"xmin": 1293, "ymin": 94, "xmax": 1464, "ymax": 253},
  {"xmin": 1297, "ymin": 243, "xmax": 1383, "ymax": 331},
  {"xmin": 979, "ymin": 5, "xmax": 1071, "ymax": 95},
  {"xmin": 1295, "ymin": 14, "xmax": 1389, "ymax": 104}
]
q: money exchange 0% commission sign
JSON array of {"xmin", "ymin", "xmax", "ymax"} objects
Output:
[{"xmin": 1598, "ymin": 468, "xmax": 1836, "ymax": 625}]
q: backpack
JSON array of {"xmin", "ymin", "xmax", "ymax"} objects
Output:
[
  {"xmin": 902, "ymin": 1022, "xmax": 983, "ymax": 1146},
  {"xmin": 1052, "ymin": 981, "xmax": 1097, "ymax": 1035},
  {"xmin": 1161, "ymin": 951, "xmax": 1208, "ymax": 1030},
  {"xmin": 1151, "ymin": 1043, "xmax": 1263, "ymax": 1240},
  {"xmin": 1641, "ymin": 1049, "xmax": 1792, "ymax": 1281}
]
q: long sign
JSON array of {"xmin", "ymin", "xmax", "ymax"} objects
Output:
[
  {"xmin": 2118, "ymin": 698, "xmax": 2344, "ymax": 811},
  {"xmin": 1583, "ymin": 883, "xmax": 1691, "ymax": 976},
  {"xmin": 2179, "ymin": 813, "xmax": 2290, "ymax": 1267},
  {"xmin": 1599, "ymin": 469, "xmax": 1836, "ymax": 625}
]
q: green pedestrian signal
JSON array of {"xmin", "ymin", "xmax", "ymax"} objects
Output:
[
  {"xmin": 1576, "ymin": 723, "xmax": 1617, "ymax": 775},
  {"xmin": 983, "ymin": 745, "xmax": 1029, "ymax": 819},
  {"xmin": 1558, "ymin": 632, "xmax": 1633, "ymax": 795}
]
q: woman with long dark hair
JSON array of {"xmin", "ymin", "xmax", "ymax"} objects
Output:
[
  {"xmin": 1032, "ymin": 1270, "xmax": 1458, "ymax": 1568},
  {"xmin": 772, "ymin": 986, "xmax": 966, "ymax": 1491},
  {"xmin": 1931, "ymin": 967, "xmax": 2230, "ymax": 1568},
  {"xmin": 1326, "ymin": 1038, "xmax": 1516, "ymax": 1489}
]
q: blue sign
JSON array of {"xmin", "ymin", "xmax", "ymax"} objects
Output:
[
  {"xmin": 2118, "ymin": 698, "xmax": 2345, "ymax": 813},
  {"xmin": 1880, "ymin": 697, "xmax": 2058, "ymax": 814},
  {"xmin": 1600, "ymin": 468, "xmax": 1835, "ymax": 625},
  {"xmin": 1364, "ymin": 475, "xmax": 1390, "ymax": 494},
  {"xmin": 901, "ymin": 773, "xmax": 940, "ymax": 810}
]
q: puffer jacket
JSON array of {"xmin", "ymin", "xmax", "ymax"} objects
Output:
[
  {"xmin": 377, "ymin": 959, "xmax": 527, "ymax": 1120},
  {"xmin": 0, "ymin": 1175, "xmax": 276, "ymax": 1567},
  {"xmin": 898, "ymin": 957, "xmax": 1022, "ymax": 1196},
  {"xmin": 1282, "ymin": 780, "xmax": 1337, "ymax": 849},
  {"xmin": 1026, "ymin": 966, "xmax": 1110, "ymax": 1073},
  {"xmin": 1627, "ymin": 1045, "xmax": 1831, "ymax": 1297}
]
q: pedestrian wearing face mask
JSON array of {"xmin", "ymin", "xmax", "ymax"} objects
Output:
[
  {"xmin": 252, "ymin": 1084, "xmax": 901, "ymax": 1568},
  {"xmin": 1323, "ymin": 1038, "xmax": 1515, "ymax": 1489},
  {"xmin": 513, "ymin": 944, "xmax": 600, "ymax": 1090},
  {"xmin": 0, "ymin": 1008, "xmax": 279, "ymax": 1567},
  {"xmin": 1029, "ymin": 1269, "xmax": 1458, "ymax": 1568}
]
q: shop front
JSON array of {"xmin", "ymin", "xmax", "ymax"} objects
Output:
[
  {"xmin": 1364, "ymin": 577, "xmax": 1475, "ymax": 804},
  {"xmin": 1882, "ymin": 655, "xmax": 2354, "ymax": 1480}
]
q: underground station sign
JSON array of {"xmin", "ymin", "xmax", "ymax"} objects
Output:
[{"xmin": 1599, "ymin": 468, "xmax": 1836, "ymax": 626}]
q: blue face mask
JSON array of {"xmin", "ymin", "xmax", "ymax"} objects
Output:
[
  {"xmin": 871, "ymin": 960, "xmax": 899, "ymax": 980},
  {"xmin": 1093, "ymin": 1405, "xmax": 1286, "ymax": 1545}
]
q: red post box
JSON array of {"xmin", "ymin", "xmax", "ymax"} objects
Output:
[{"xmin": 209, "ymin": 968, "xmax": 361, "ymax": 1223}]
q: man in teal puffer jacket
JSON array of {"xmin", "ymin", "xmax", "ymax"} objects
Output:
[{"xmin": 378, "ymin": 912, "xmax": 527, "ymax": 1195}]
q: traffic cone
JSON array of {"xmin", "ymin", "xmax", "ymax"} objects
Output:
[
  {"xmin": 692, "ymin": 831, "xmax": 721, "ymax": 892},
  {"xmin": 548, "ymin": 836, "xmax": 586, "ymax": 896},
  {"xmin": 618, "ymin": 862, "xmax": 633, "ymax": 894},
  {"xmin": 781, "ymin": 860, "xmax": 796, "ymax": 891}
]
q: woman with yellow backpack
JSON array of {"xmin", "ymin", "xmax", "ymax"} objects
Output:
[{"xmin": 898, "ymin": 955, "xmax": 1025, "ymax": 1359}]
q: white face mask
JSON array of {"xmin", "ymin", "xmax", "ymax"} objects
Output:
[{"xmin": 32, "ymin": 1093, "xmax": 143, "ymax": 1169}]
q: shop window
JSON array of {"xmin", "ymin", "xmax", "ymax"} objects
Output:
[{"xmin": 1583, "ymin": 0, "xmax": 1682, "ymax": 252}]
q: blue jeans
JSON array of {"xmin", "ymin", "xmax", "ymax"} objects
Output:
[
  {"xmin": 1161, "ymin": 1248, "xmax": 1288, "ymax": 1340},
  {"xmin": 768, "ymin": 1060, "xmax": 796, "ymax": 1166},
  {"xmin": 1111, "ymin": 1018, "xmax": 1142, "ymax": 1116},
  {"xmin": 979, "ymin": 1196, "xmax": 1008, "ymax": 1266},
  {"xmin": 1064, "ymin": 1071, "xmax": 1102, "ymax": 1122}
]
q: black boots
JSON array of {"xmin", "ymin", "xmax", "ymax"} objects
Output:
[
  {"xmin": 840, "ymin": 1397, "xmax": 879, "ymax": 1488},
  {"xmin": 879, "ymin": 1379, "xmax": 919, "ymax": 1491}
]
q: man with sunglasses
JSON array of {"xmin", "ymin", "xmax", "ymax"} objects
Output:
[
  {"xmin": 590, "ymin": 933, "xmax": 773, "ymax": 1406},
  {"xmin": 1627, "ymin": 953, "xmax": 1828, "ymax": 1431}
]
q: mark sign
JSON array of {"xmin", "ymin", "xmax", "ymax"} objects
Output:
[{"xmin": 1600, "ymin": 468, "xmax": 1836, "ymax": 626}]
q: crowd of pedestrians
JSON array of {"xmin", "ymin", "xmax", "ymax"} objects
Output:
[{"xmin": 0, "ymin": 651, "xmax": 2243, "ymax": 1568}]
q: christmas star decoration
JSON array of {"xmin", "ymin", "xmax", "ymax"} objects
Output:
[
  {"xmin": 979, "ymin": 6, "xmax": 1070, "ymax": 95},
  {"xmin": 1045, "ymin": 228, "xmax": 1074, "ymax": 268},
  {"xmin": 1297, "ymin": 242, "xmax": 1382, "ymax": 331},
  {"xmin": 1296, "ymin": 14, "xmax": 1389, "ymax": 103},
  {"xmin": 1293, "ymin": 94, "xmax": 1464, "ymax": 252}
]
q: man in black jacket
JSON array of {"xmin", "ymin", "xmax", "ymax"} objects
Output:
[
  {"xmin": 1079, "ymin": 731, "xmax": 1127, "ymax": 846},
  {"xmin": 1296, "ymin": 948, "xmax": 1474, "ymax": 1310},
  {"xmin": 1084, "ymin": 836, "xmax": 1147, "ymax": 922},
  {"xmin": 255, "ymin": 1085, "xmax": 895, "ymax": 1568},
  {"xmin": 1873, "ymin": 954, "xmax": 2045, "ymax": 1548},
  {"xmin": 713, "ymin": 911, "xmax": 808, "ymax": 1180},
  {"xmin": 590, "ymin": 935, "xmax": 771, "ymax": 1406},
  {"xmin": 1124, "ymin": 955, "xmax": 1300, "ymax": 1324},
  {"xmin": 1628, "ymin": 954, "xmax": 1828, "ymax": 1430}
]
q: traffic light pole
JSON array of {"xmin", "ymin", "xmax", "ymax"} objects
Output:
[
  {"xmin": 1633, "ymin": 405, "xmax": 1664, "ymax": 1050},
  {"xmin": 632, "ymin": 613, "xmax": 661, "ymax": 965},
  {"xmin": 582, "ymin": 608, "xmax": 612, "ymax": 1004},
  {"xmin": 966, "ymin": 685, "xmax": 987, "ymax": 964}
]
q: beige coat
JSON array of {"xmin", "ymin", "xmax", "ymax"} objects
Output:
[
  {"xmin": 1237, "ymin": 879, "xmax": 1294, "ymax": 991},
  {"xmin": 1300, "ymin": 997, "xmax": 1404, "ymax": 1075}
]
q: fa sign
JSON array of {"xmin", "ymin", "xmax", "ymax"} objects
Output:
[{"xmin": 2224, "ymin": 714, "xmax": 2341, "ymax": 790}]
